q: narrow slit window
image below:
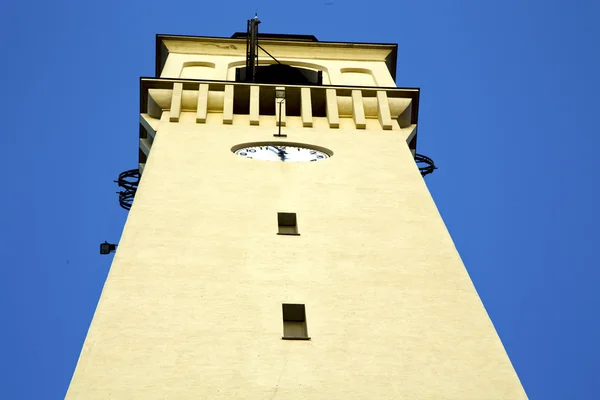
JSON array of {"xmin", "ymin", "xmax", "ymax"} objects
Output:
[
  {"xmin": 277, "ymin": 212, "xmax": 299, "ymax": 236},
  {"xmin": 282, "ymin": 303, "xmax": 310, "ymax": 340}
]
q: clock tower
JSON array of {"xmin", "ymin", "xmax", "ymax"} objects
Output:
[{"xmin": 67, "ymin": 20, "xmax": 527, "ymax": 399}]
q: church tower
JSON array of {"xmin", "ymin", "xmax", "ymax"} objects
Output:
[{"xmin": 67, "ymin": 19, "xmax": 527, "ymax": 399}]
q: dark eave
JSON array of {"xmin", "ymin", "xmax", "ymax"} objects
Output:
[
  {"xmin": 139, "ymin": 77, "xmax": 418, "ymax": 125},
  {"xmin": 230, "ymin": 32, "xmax": 319, "ymax": 42}
]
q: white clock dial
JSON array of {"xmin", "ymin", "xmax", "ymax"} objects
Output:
[{"xmin": 233, "ymin": 142, "xmax": 331, "ymax": 162}]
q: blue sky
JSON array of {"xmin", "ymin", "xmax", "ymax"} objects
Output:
[{"xmin": 1, "ymin": 0, "xmax": 599, "ymax": 398}]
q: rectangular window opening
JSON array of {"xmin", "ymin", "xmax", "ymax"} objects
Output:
[
  {"xmin": 311, "ymin": 88, "xmax": 327, "ymax": 117},
  {"xmin": 232, "ymin": 84, "xmax": 250, "ymax": 115},
  {"xmin": 282, "ymin": 303, "xmax": 310, "ymax": 340},
  {"xmin": 259, "ymin": 86, "xmax": 277, "ymax": 116},
  {"xmin": 285, "ymin": 87, "xmax": 301, "ymax": 117},
  {"xmin": 277, "ymin": 212, "xmax": 299, "ymax": 236}
]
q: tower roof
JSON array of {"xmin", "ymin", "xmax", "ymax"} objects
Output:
[{"xmin": 155, "ymin": 33, "xmax": 398, "ymax": 82}]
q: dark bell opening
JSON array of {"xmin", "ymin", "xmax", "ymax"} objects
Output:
[{"xmin": 236, "ymin": 64, "xmax": 323, "ymax": 85}]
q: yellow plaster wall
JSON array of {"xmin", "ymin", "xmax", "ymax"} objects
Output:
[
  {"xmin": 66, "ymin": 110, "xmax": 527, "ymax": 399},
  {"xmin": 67, "ymin": 34, "xmax": 527, "ymax": 399}
]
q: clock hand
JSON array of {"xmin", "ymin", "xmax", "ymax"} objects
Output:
[
  {"xmin": 268, "ymin": 144, "xmax": 287, "ymax": 161},
  {"xmin": 269, "ymin": 144, "xmax": 287, "ymax": 154}
]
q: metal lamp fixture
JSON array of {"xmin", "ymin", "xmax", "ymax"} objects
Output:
[
  {"xmin": 100, "ymin": 241, "xmax": 118, "ymax": 255},
  {"xmin": 275, "ymin": 89, "xmax": 286, "ymax": 99}
]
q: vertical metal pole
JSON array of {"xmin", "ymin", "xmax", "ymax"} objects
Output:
[
  {"xmin": 245, "ymin": 20, "xmax": 250, "ymax": 74},
  {"xmin": 274, "ymin": 99, "xmax": 286, "ymax": 137},
  {"xmin": 247, "ymin": 16, "xmax": 260, "ymax": 82},
  {"xmin": 278, "ymin": 100, "xmax": 282, "ymax": 136}
]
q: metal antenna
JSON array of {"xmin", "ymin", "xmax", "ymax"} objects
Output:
[
  {"xmin": 246, "ymin": 15, "xmax": 260, "ymax": 82},
  {"xmin": 258, "ymin": 43, "xmax": 282, "ymax": 64}
]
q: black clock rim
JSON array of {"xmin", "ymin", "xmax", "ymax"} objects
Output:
[{"xmin": 231, "ymin": 141, "xmax": 334, "ymax": 157}]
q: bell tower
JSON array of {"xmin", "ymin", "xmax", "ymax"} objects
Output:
[{"xmin": 67, "ymin": 20, "xmax": 527, "ymax": 399}]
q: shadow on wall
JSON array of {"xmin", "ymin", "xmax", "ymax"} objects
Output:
[
  {"xmin": 180, "ymin": 62, "xmax": 217, "ymax": 79},
  {"xmin": 340, "ymin": 68, "xmax": 377, "ymax": 86}
]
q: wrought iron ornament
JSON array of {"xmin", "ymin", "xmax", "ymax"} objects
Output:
[
  {"xmin": 115, "ymin": 169, "xmax": 140, "ymax": 210},
  {"xmin": 415, "ymin": 153, "xmax": 437, "ymax": 177}
]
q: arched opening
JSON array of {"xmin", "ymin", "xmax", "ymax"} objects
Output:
[
  {"xmin": 235, "ymin": 64, "xmax": 323, "ymax": 85},
  {"xmin": 179, "ymin": 62, "xmax": 216, "ymax": 79}
]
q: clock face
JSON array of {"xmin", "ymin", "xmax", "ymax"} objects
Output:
[{"xmin": 232, "ymin": 142, "xmax": 332, "ymax": 162}]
